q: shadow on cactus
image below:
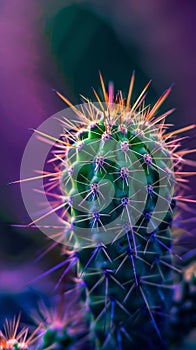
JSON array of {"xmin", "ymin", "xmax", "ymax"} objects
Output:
[{"xmin": 11, "ymin": 73, "xmax": 196, "ymax": 349}]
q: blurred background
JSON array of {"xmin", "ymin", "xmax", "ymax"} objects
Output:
[{"xmin": 0, "ymin": 0, "xmax": 195, "ymax": 348}]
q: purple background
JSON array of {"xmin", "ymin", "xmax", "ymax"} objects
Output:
[{"xmin": 0, "ymin": 0, "xmax": 195, "ymax": 345}]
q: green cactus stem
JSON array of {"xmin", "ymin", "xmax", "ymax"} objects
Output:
[{"xmin": 54, "ymin": 73, "xmax": 194, "ymax": 349}]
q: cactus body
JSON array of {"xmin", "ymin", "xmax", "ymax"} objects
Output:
[
  {"xmin": 9, "ymin": 74, "xmax": 196, "ymax": 350},
  {"xmin": 57, "ymin": 76, "xmax": 179, "ymax": 349}
]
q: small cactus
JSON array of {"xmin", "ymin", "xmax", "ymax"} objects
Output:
[
  {"xmin": 35, "ymin": 292, "xmax": 91, "ymax": 350},
  {"xmin": 0, "ymin": 314, "xmax": 42, "ymax": 350}
]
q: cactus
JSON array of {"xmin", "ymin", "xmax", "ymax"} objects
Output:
[
  {"xmin": 45, "ymin": 73, "xmax": 194, "ymax": 349},
  {"xmin": 11, "ymin": 73, "xmax": 196, "ymax": 349},
  {"xmin": 0, "ymin": 314, "xmax": 42, "ymax": 350},
  {"xmin": 35, "ymin": 291, "xmax": 91, "ymax": 350},
  {"xmin": 0, "ymin": 292, "xmax": 90, "ymax": 350}
]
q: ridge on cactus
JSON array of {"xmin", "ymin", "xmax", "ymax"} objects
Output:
[{"xmin": 12, "ymin": 73, "xmax": 196, "ymax": 349}]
